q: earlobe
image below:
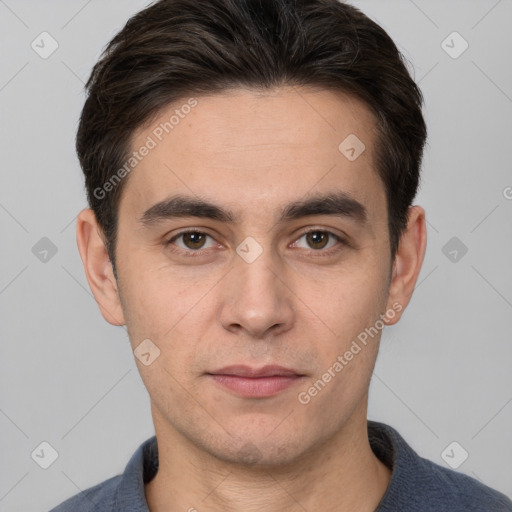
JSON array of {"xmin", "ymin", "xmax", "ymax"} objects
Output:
[
  {"xmin": 76, "ymin": 208, "xmax": 126, "ymax": 326},
  {"xmin": 384, "ymin": 205, "xmax": 427, "ymax": 326}
]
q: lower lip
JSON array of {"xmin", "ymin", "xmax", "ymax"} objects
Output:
[{"xmin": 209, "ymin": 374, "xmax": 303, "ymax": 398}]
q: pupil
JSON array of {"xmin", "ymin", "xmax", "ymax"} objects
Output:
[
  {"xmin": 185, "ymin": 232, "xmax": 205, "ymax": 249},
  {"xmin": 308, "ymin": 231, "xmax": 327, "ymax": 249}
]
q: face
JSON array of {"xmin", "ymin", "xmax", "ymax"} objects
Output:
[{"xmin": 95, "ymin": 87, "xmax": 407, "ymax": 466}]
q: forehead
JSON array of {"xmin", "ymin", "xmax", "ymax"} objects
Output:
[{"xmin": 119, "ymin": 86, "xmax": 385, "ymax": 226}]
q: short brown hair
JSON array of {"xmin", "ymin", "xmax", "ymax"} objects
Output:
[{"xmin": 77, "ymin": 0, "xmax": 427, "ymax": 275}]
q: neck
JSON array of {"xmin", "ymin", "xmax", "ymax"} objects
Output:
[{"xmin": 145, "ymin": 401, "xmax": 391, "ymax": 512}]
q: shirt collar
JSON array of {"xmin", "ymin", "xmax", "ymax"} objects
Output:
[
  {"xmin": 114, "ymin": 435, "xmax": 158, "ymax": 511},
  {"xmin": 112, "ymin": 421, "xmax": 403, "ymax": 511}
]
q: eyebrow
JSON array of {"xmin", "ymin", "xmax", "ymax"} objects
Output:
[{"xmin": 138, "ymin": 191, "xmax": 368, "ymax": 227}]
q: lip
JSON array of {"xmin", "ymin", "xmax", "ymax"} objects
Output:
[
  {"xmin": 207, "ymin": 365, "xmax": 305, "ymax": 398},
  {"xmin": 209, "ymin": 365, "xmax": 302, "ymax": 378}
]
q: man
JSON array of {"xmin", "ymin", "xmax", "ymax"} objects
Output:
[{"xmin": 50, "ymin": 0, "xmax": 512, "ymax": 510}]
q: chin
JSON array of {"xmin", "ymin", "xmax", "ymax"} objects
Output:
[
  {"xmin": 202, "ymin": 422, "xmax": 314, "ymax": 469},
  {"xmin": 215, "ymin": 439, "xmax": 304, "ymax": 468}
]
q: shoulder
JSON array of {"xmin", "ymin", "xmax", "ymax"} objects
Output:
[
  {"xmin": 416, "ymin": 455, "xmax": 512, "ymax": 511},
  {"xmin": 48, "ymin": 436, "xmax": 157, "ymax": 512},
  {"xmin": 48, "ymin": 475, "xmax": 121, "ymax": 511},
  {"xmin": 369, "ymin": 421, "xmax": 512, "ymax": 511}
]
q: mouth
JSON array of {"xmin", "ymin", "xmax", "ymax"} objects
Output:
[{"xmin": 206, "ymin": 365, "xmax": 306, "ymax": 398}]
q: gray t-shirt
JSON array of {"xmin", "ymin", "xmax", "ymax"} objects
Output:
[{"xmin": 49, "ymin": 420, "xmax": 512, "ymax": 511}]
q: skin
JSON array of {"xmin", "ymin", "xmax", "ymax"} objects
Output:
[{"xmin": 76, "ymin": 86, "xmax": 427, "ymax": 512}]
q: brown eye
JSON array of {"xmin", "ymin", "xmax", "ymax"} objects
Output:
[
  {"xmin": 166, "ymin": 230, "xmax": 217, "ymax": 254},
  {"xmin": 293, "ymin": 230, "xmax": 343, "ymax": 252},
  {"xmin": 305, "ymin": 231, "xmax": 330, "ymax": 250},
  {"xmin": 182, "ymin": 232, "xmax": 207, "ymax": 249}
]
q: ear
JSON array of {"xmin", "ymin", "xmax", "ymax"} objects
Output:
[
  {"xmin": 76, "ymin": 208, "xmax": 126, "ymax": 326},
  {"xmin": 384, "ymin": 205, "xmax": 427, "ymax": 325}
]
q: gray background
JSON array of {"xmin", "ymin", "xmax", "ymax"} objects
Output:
[{"xmin": 1, "ymin": 0, "xmax": 511, "ymax": 510}]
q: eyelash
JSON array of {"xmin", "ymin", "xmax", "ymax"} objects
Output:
[{"xmin": 164, "ymin": 228, "xmax": 347, "ymax": 258}]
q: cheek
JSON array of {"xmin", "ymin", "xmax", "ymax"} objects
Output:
[
  {"xmin": 310, "ymin": 264, "xmax": 388, "ymax": 343},
  {"xmin": 296, "ymin": 259, "xmax": 388, "ymax": 405},
  {"xmin": 297, "ymin": 282, "xmax": 384, "ymax": 415},
  {"xmin": 118, "ymin": 250, "xmax": 206, "ymax": 338},
  {"xmin": 117, "ymin": 255, "xmax": 220, "ymax": 383}
]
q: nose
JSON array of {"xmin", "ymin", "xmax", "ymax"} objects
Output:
[{"xmin": 219, "ymin": 243, "xmax": 295, "ymax": 340}]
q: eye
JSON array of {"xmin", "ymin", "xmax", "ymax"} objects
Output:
[
  {"xmin": 164, "ymin": 228, "xmax": 346, "ymax": 258},
  {"xmin": 165, "ymin": 230, "xmax": 217, "ymax": 255},
  {"xmin": 291, "ymin": 229, "xmax": 345, "ymax": 254}
]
